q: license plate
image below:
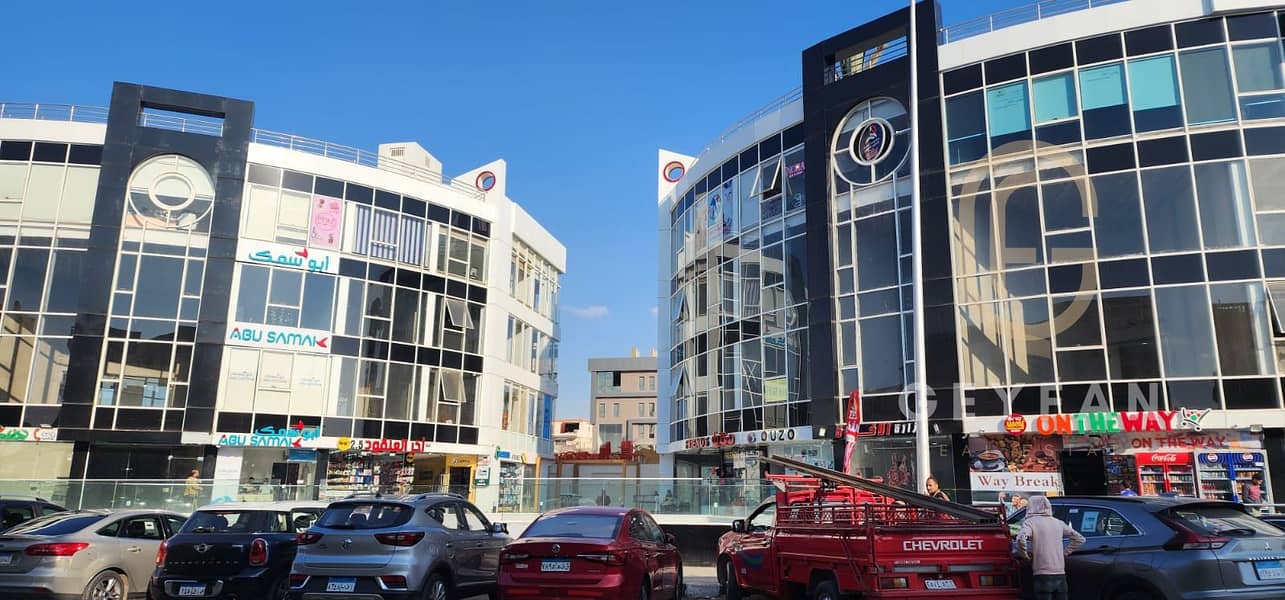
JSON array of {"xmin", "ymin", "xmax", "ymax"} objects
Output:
[
  {"xmin": 0, "ymin": 553, "xmax": 13, "ymax": 566},
  {"xmin": 925, "ymin": 579, "xmax": 957, "ymax": 590},
  {"xmin": 541, "ymin": 559, "xmax": 571, "ymax": 572},
  {"xmin": 177, "ymin": 584, "xmax": 206, "ymax": 597},
  {"xmin": 1256, "ymin": 560, "xmax": 1285, "ymax": 580},
  {"xmin": 326, "ymin": 578, "xmax": 357, "ymax": 592}
]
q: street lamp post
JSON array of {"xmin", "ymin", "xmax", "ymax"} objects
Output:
[{"xmin": 908, "ymin": 0, "xmax": 932, "ymax": 495}]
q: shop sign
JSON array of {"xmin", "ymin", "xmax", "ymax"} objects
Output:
[
  {"xmin": 242, "ymin": 240, "xmax": 339, "ymax": 274},
  {"xmin": 0, "ymin": 426, "xmax": 57, "ymax": 442},
  {"xmin": 969, "ymin": 471, "xmax": 1063, "ymax": 492},
  {"xmin": 337, "ymin": 437, "xmax": 430, "ymax": 454},
  {"xmin": 1135, "ymin": 452, "xmax": 1191, "ymax": 465},
  {"xmin": 474, "ymin": 466, "xmax": 490, "ymax": 487},
  {"xmin": 496, "ymin": 449, "xmax": 512, "ymax": 459},
  {"xmin": 1113, "ymin": 431, "xmax": 1257, "ymax": 451},
  {"xmin": 1002, "ymin": 408, "xmax": 1210, "ymax": 436},
  {"xmin": 853, "ymin": 421, "xmax": 945, "ymax": 437},
  {"xmin": 287, "ymin": 449, "xmax": 316, "ymax": 462},
  {"xmin": 227, "ymin": 321, "xmax": 330, "ymax": 354},
  {"xmin": 685, "ymin": 432, "xmax": 735, "ymax": 449},
  {"xmin": 217, "ymin": 422, "xmax": 321, "ymax": 448},
  {"xmin": 683, "ymin": 426, "xmax": 814, "ymax": 450}
]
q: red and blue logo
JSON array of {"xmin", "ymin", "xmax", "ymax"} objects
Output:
[{"xmin": 852, "ymin": 117, "xmax": 894, "ymax": 166}]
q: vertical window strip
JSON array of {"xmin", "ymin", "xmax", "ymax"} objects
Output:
[
  {"xmin": 354, "ymin": 205, "xmax": 372, "ymax": 256},
  {"xmin": 399, "ymin": 217, "xmax": 425, "ymax": 265}
]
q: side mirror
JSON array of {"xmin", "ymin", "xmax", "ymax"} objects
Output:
[
  {"xmin": 664, "ymin": 532, "xmax": 676, "ymax": 546},
  {"xmin": 491, "ymin": 522, "xmax": 509, "ymax": 535},
  {"xmin": 731, "ymin": 519, "xmax": 746, "ymax": 534}
]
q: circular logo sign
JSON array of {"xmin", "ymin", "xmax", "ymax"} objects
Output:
[
  {"xmin": 850, "ymin": 117, "xmax": 895, "ymax": 166},
  {"xmin": 1003, "ymin": 414, "xmax": 1027, "ymax": 435},
  {"xmin": 662, "ymin": 161, "xmax": 686, "ymax": 183}
]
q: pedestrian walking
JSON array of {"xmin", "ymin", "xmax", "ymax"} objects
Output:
[
  {"xmin": 1016, "ymin": 495, "xmax": 1084, "ymax": 600},
  {"xmin": 925, "ymin": 476, "xmax": 950, "ymax": 501},
  {"xmin": 184, "ymin": 469, "xmax": 202, "ymax": 507}
]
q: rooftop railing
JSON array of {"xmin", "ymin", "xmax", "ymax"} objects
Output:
[
  {"xmin": 0, "ymin": 101, "xmax": 484, "ymax": 200},
  {"xmin": 692, "ymin": 86, "xmax": 803, "ymax": 166},
  {"xmin": 938, "ymin": 0, "xmax": 1132, "ymax": 44}
]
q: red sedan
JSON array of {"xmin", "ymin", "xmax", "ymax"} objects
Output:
[{"xmin": 498, "ymin": 506, "xmax": 683, "ymax": 600}]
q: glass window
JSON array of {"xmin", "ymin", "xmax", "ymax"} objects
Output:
[
  {"xmin": 1210, "ymin": 282, "xmax": 1276, "ymax": 376},
  {"xmin": 859, "ymin": 316, "xmax": 903, "ymax": 393},
  {"xmin": 1033, "ymin": 73, "xmax": 1077, "ymax": 123},
  {"xmin": 953, "ymin": 194, "xmax": 996, "ymax": 275},
  {"xmin": 300, "ymin": 273, "xmax": 335, "ymax": 331},
  {"xmin": 133, "ymin": 255, "xmax": 184, "ymax": 319},
  {"xmin": 1194, "ymin": 161, "xmax": 1257, "ymax": 249},
  {"xmin": 444, "ymin": 298, "xmax": 473, "ymax": 329},
  {"xmin": 1180, "ymin": 48, "xmax": 1238, "ymax": 125},
  {"xmin": 1052, "ymin": 294, "xmax": 1101, "ymax": 348},
  {"xmin": 947, "ymin": 91, "xmax": 988, "ymax": 164},
  {"xmin": 1128, "ymin": 55, "xmax": 1183, "ymax": 132},
  {"xmin": 1233, "ymin": 42, "xmax": 1285, "ymax": 92},
  {"xmin": 855, "ymin": 213, "xmax": 899, "ymax": 290},
  {"xmin": 1250, "ymin": 157, "xmax": 1285, "ymax": 212},
  {"xmin": 8, "ymin": 248, "xmax": 48, "ymax": 314},
  {"xmin": 1008, "ymin": 298, "xmax": 1054, "ymax": 384},
  {"xmin": 1042, "ymin": 180, "xmax": 1089, "ymax": 231},
  {"xmin": 1091, "ymin": 172, "xmax": 1145, "ymax": 258},
  {"xmin": 1102, "ymin": 289, "xmax": 1161, "ymax": 379},
  {"xmin": 1154, "ymin": 285, "xmax": 1218, "ymax": 377},
  {"xmin": 959, "ymin": 303, "xmax": 1005, "ymax": 386},
  {"xmin": 1079, "ymin": 63, "xmax": 1131, "ymax": 139},
  {"xmin": 1141, "ymin": 166, "xmax": 1201, "ymax": 253},
  {"xmin": 1002, "ymin": 186, "xmax": 1043, "ymax": 268},
  {"xmin": 987, "ymin": 82, "xmax": 1032, "ymax": 153}
]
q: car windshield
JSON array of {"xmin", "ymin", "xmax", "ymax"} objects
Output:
[
  {"xmin": 523, "ymin": 514, "xmax": 622, "ymax": 539},
  {"xmin": 5, "ymin": 513, "xmax": 103, "ymax": 536},
  {"xmin": 183, "ymin": 510, "xmax": 265, "ymax": 534},
  {"xmin": 1166, "ymin": 505, "xmax": 1285, "ymax": 537},
  {"xmin": 317, "ymin": 503, "xmax": 413, "ymax": 530}
]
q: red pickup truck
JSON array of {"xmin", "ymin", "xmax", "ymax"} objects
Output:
[{"xmin": 717, "ymin": 457, "xmax": 1020, "ymax": 600}]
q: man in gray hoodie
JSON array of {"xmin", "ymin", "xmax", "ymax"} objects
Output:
[{"xmin": 1016, "ymin": 495, "xmax": 1085, "ymax": 600}]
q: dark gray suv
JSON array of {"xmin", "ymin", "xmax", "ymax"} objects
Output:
[
  {"xmin": 288, "ymin": 493, "xmax": 509, "ymax": 600},
  {"xmin": 1008, "ymin": 496, "xmax": 1285, "ymax": 600}
]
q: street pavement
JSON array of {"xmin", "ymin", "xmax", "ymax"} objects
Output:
[{"xmin": 685, "ymin": 565, "xmax": 722, "ymax": 599}]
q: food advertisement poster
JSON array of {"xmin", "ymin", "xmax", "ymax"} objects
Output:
[
  {"xmin": 968, "ymin": 434, "xmax": 1064, "ymax": 494},
  {"xmin": 309, "ymin": 195, "xmax": 342, "ymax": 250}
]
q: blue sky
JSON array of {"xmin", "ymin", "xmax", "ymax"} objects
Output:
[{"xmin": 3, "ymin": 0, "xmax": 1029, "ymax": 419}]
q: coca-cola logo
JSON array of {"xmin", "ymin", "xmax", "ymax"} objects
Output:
[{"xmin": 1149, "ymin": 453, "xmax": 1181, "ymax": 463}]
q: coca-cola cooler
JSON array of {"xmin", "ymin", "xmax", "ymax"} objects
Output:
[
  {"xmin": 1196, "ymin": 451, "xmax": 1274, "ymax": 505},
  {"xmin": 1135, "ymin": 452, "xmax": 1196, "ymax": 497}
]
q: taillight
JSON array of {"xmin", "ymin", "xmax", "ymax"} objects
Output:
[
  {"xmin": 576, "ymin": 551, "xmax": 626, "ymax": 566},
  {"xmin": 155, "ymin": 539, "xmax": 168, "ymax": 566},
  {"xmin": 500, "ymin": 551, "xmax": 531, "ymax": 564},
  {"xmin": 379, "ymin": 575, "xmax": 408, "ymax": 589},
  {"xmin": 1157, "ymin": 514, "xmax": 1229, "ymax": 550},
  {"xmin": 296, "ymin": 532, "xmax": 323, "ymax": 545},
  {"xmin": 248, "ymin": 538, "xmax": 268, "ymax": 566},
  {"xmin": 25, "ymin": 543, "xmax": 89, "ymax": 557},
  {"xmin": 880, "ymin": 577, "xmax": 909, "ymax": 589},
  {"xmin": 374, "ymin": 532, "xmax": 424, "ymax": 547}
]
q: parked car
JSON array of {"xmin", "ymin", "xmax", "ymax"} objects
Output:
[
  {"xmin": 1257, "ymin": 512, "xmax": 1285, "ymax": 531},
  {"xmin": 0, "ymin": 508, "xmax": 186, "ymax": 599},
  {"xmin": 498, "ymin": 506, "xmax": 683, "ymax": 600},
  {"xmin": 0, "ymin": 497, "xmax": 66, "ymax": 531},
  {"xmin": 1008, "ymin": 496, "xmax": 1285, "ymax": 600},
  {"xmin": 150, "ymin": 501, "xmax": 327, "ymax": 600},
  {"xmin": 289, "ymin": 493, "xmax": 509, "ymax": 600}
]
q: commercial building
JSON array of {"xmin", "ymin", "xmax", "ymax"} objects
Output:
[
  {"xmin": 589, "ymin": 352, "xmax": 658, "ymax": 450},
  {"xmin": 0, "ymin": 83, "xmax": 564, "ymax": 511},
  {"xmin": 658, "ymin": 0, "xmax": 1285, "ymax": 504},
  {"xmin": 552, "ymin": 418, "xmax": 596, "ymax": 453}
]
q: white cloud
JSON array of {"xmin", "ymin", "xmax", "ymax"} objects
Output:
[
  {"xmin": 649, "ymin": 306, "xmax": 659, "ymax": 318},
  {"xmin": 565, "ymin": 305, "xmax": 609, "ymax": 319}
]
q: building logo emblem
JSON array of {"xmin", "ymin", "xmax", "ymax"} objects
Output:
[{"xmin": 852, "ymin": 117, "xmax": 894, "ymax": 166}]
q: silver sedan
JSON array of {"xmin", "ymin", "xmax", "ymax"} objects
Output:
[{"xmin": 0, "ymin": 508, "xmax": 187, "ymax": 600}]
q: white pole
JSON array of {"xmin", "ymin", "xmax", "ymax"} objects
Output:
[{"xmin": 909, "ymin": 0, "xmax": 932, "ymax": 495}]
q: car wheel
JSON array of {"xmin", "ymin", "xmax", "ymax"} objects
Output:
[
  {"xmin": 425, "ymin": 572, "xmax": 455, "ymax": 600},
  {"xmin": 723, "ymin": 559, "xmax": 743, "ymax": 600},
  {"xmin": 270, "ymin": 575, "xmax": 289, "ymax": 600},
  {"xmin": 674, "ymin": 564, "xmax": 685, "ymax": 600},
  {"xmin": 812, "ymin": 579, "xmax": 840, "ymax": 600},
  {"xmin": 639, "ymin": 576, "xmax": 650, "ymax": 600},
  {"xmin": 83, "ymin": 571, "xmax": 127, "ymax": 600}
]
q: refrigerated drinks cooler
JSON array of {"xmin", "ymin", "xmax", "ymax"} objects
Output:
[
  {"xmin": 1196, "ymin": 451, "xmax": 1274, "ymax": 505},
  {"xmin": 1135, "ymin": 452, "xmax": 1196, "ymax": 497}
]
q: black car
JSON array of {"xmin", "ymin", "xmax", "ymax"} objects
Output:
[
  {"xmin": 151, "ymin": 501, "xmax": 326, "ymax": 600},
  {"xmin": 0, "ymin": 496, "xmax": 66, "ymax": 530},
  {"xmin": 1009, "ymin": 496, "xmax": 1285, "ymax": 600}
]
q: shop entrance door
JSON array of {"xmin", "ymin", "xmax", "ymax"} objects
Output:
[
  {"xmin": 449, "ymin": 466, "xmax": 471, "ymax": 497},
  {"xmin": 1060, "ymin": 452, "xmax": 1107, "ymax": 495}
]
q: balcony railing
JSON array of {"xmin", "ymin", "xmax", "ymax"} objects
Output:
[
  {"xmin": 0, "ymin": 102, "xmax": 484, "ymax": 200},
  {"xmin": 939, "ymin": 0, "xmax": 1132, "ymax": 44}
]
